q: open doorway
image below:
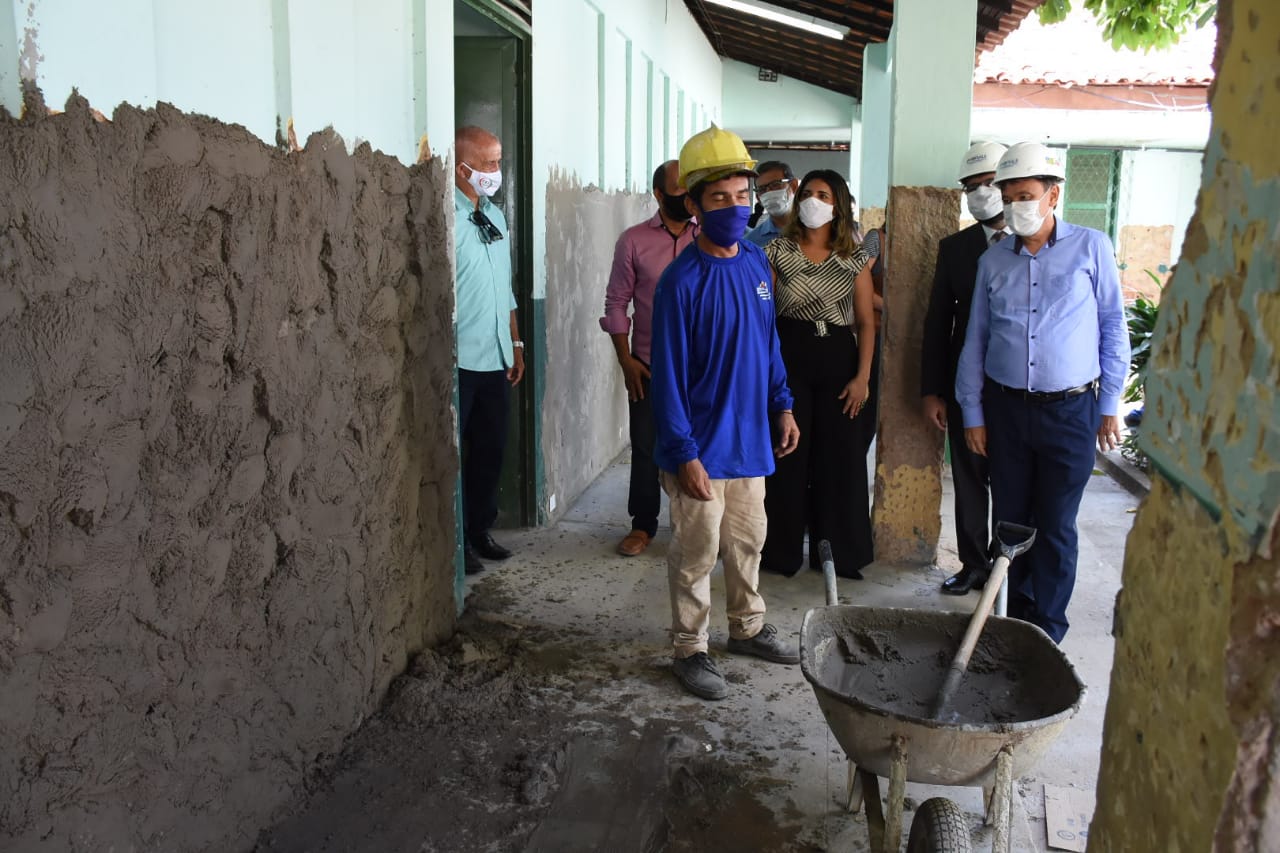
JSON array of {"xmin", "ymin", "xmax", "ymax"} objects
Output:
[{"xmin": 454, "ymin": 0, "xmax": 534, "ymax": 527}]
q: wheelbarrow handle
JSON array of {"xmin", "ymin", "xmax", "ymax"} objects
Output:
[{"xmin": 819, "ymin": 540, "xmax": 838, "ymax": 607}]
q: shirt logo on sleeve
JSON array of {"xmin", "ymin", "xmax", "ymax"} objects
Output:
[{"xmin": 756, "ymin": 281, "xmax": 772, "ymax": 301}]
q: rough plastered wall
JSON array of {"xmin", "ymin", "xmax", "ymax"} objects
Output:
[
  {"xmin": 542, "ymin": 172, "xmax": 653, "ymax": 521},
  {"xmin": 0, "ymin": 91, "xmax": 458, "ymax": 851},
  {"xmin": 871, "ymin": 186, "xmax": 955, "ymax": 564},
  {"xmin": 1090, "ymin": 1, "xmax": 1280, "ymax": 849},
  {"xmin": 1117, "ymin": 224, "xmax": 1174, "ymax": 300}
]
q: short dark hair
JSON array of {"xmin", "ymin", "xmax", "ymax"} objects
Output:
[
  {"xmin": 688, "ymin": 170, "xmax": 753, "ymax": 207},
  {"xmin": 755, "ymin": 160, "xmax": 794, "ymax": 180},
  {"xmin": 652, "ymin": 163, "xmax": 667, "ymax": 193}
]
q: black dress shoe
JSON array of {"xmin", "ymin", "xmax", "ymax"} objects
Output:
[
  {"xmin": 464, "ymin": 544, "xmax": 485, "ymax": 575},
  {"xmin": 941, "ymin": 565, "xmax": 988, "ymax": 595},
  {"xmin": 471, "ymin": 533, "xmax": 512, "ymax": 560}
]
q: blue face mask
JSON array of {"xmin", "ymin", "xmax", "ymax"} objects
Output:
[{"xmin": 698, "ymin": 204, "xmax": 752, "ymax": 248}]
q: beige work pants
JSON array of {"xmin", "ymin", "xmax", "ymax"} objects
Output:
[{"xmin": 661, "ymin": 472, "xmax": 768, "ymax": 659}]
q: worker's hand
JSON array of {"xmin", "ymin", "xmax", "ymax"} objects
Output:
[
  {"xmin": 1097, "ymin": 414, "xmax": 1122, "ymax": 452},
  {"xmin": 922, "ymin": 395, "xmax": 948, "ymax": 431},
  {"xmin": 965, "ymin": 426, "xmax": 987, "ymax": 457},
  {"xmin": 774, "ymin": 411, "xmax": 800, "ymax": 458},
  {"xmin": 838, "ymin": 376, "xmax": 871, "ymax": 418},
  {"xmin": 677, "ymin": 459, "xmax": 714, "ymax": 501},
  {"xmin": 507, "ymin": 346, "xmax": 525, "ymax": 386},
  {"xmin": 617, "ymin": 353, "xmax": 651, "ymax": 402}
]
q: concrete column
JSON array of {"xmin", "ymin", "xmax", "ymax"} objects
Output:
[
  {"xmin": 872, "ymin": 0, "xmax": 976, "ymax": 565},
  {"xmin": 858, "ymin": 40, "xmax": 891, "ymax": 214}
]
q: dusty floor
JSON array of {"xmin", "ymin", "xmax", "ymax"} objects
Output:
[{"xmin": 256, "ymin": 457, "xmax": 1137, "ymax": 852}]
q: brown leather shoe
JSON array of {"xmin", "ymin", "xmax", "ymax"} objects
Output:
[{"xmin": 617, "ymin": 530, "xmax": 653, "ymax": 556}]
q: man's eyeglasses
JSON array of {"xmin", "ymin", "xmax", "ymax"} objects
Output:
[
  {"xmin": 756, "ymin": 179, "xmax": 789, "ymax": 195},
  {"xmin": 962, "ymin": 179, "xmax": 996, "ymax": 194},
  {"xmin": 469, "ymin": 209, "xmax": 504, "ymax": 243}
]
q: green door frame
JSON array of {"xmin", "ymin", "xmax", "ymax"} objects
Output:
[{"xmin": 456, "ymin": 0, "xmax": 537, "ymax": 526}]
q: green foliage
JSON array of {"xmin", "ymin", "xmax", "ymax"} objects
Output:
[
  {"xmin": 1120, "ymin": 430, "xmax": 1150, "ymax": 470},
  {"xmin": 1124, "ymin": 276, "xmax": 1161, "ymax": 402},
  {"xmin": 1036, "ymin": 0, "xmax": 1217, "ymax": 52}
]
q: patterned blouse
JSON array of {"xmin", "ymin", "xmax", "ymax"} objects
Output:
[{"xmin": 764, "ymin": 237, "xmax": 871, "ymax": 326}]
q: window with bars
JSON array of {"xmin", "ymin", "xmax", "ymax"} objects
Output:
[{"xmin": 1063, "ymin": 149, "xmax": 1121, "ymax": 239}]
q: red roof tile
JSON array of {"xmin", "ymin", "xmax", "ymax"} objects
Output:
[{"xmin": 975, "ymin": 6, "xmax": 1215, "ymax": 87}]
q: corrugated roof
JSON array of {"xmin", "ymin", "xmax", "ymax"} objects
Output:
[{"xmin": 975, "ymin": 6, "xmax": 1216, "ymax": 87}]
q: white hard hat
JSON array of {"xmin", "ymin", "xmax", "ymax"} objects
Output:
[
  {"xmin": 957, "ymin": 141, "xmax": 1008, "ymax": 182},
  {"xmin": 995, "ymin": 142, "xmax": 1067, "ymax": 184}
]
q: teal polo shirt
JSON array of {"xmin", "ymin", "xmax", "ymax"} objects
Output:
[{"xmin": 454, "ymin": 187, "xmax": 517, "ymax": 371}]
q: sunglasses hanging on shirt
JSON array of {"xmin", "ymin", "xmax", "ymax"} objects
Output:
[{"xmin": 469, "ymin": 209, "xmax": 504, "ymax": 244}]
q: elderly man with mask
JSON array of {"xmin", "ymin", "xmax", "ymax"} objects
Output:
[
  {"xmin": 745, "ymin": 160, "xmax": 797, "ymax": 248},
  {"xmin": 453, "ymin": 125, "xmax": 525, "ymax": 574},
  {"xmin": 921, "ymin": 141, "xmax": 1009, "ymax": 596},
  {"xmin": 956, "ymin": 142, "xmax": 1129, "ymax": 643},
  {"xmin": 650, "ymin": 125, "xmax": 800, "ymax": 701},
  {"xmin": 600, "ymin": 160, "xmax": 698, "ymax": 557}
]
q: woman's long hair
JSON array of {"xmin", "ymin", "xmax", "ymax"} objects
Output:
[{"xmin": 782, "ymin": 169, "xmax": 860, "ymax": 259}]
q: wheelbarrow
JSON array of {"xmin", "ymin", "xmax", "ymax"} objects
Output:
[{"xmin": 800, "ymin": 529, "xmax": 1085, "ymax": 852}]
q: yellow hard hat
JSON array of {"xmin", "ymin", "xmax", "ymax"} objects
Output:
[{"xmin": 678, "ymin": 124, "xmax": 758, "ymax": 191}]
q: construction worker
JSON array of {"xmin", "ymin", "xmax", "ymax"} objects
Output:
[
  {"xmin": 600, "ymin": 160, "xmax": 698, "ymax": 557},
  {"xmin": 956, "ymin": 142, "xmax": 1129, "ymax": 643},
  {"xmin": 922, "ymin": 141, "xmax": 1009, "ymax": 596},
  {"xmin": 650, "ymin": 125, "xmax": 801, "ymax": 700}
]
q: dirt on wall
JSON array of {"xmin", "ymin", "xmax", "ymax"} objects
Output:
[
  {"xmin": 542, "ymin": 172, "xmax": 653, "ymax": 521},
  {"xmin": 0, "ymin": 89, "xmax": 459, "ymax": 851}
]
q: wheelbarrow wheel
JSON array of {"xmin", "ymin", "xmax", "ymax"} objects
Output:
[{"xmin": 906, "ymin": 797, "xmax": 971, "ymax": 853}]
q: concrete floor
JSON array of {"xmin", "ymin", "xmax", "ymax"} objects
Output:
[{"xmin": 470, "ymin": 453, "xmax": 1137, "ymax": 852}]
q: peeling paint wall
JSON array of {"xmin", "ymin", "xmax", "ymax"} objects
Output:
[
  {"xmin": 0, "ymin": 93, "xmax": 458, "ymax": 851},
  {"xmin": 1117, "ymin": 224, "xmax": 1174, "ymax": 299},
  {"xmin": 1090, "ymin": 1, "xmax": 1280, "ymax": 849},
  {"xmin": 872, "ymin": 186, "xmax": 954, "ymax": 564},
  {"xmin": 542, "ymin": 173, "xmax": 653, "ymax": 520}
]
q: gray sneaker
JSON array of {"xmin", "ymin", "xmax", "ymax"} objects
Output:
[
  {"xmin": 672, "ymin": 652, "xmax": 728, "ymax": 700},
  {"xmin": 727, "ymin": 623, "xmax": 800, "ymax": 664}
]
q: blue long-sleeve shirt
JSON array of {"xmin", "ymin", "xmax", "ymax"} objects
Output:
[
  {"xmin": 956, "ymin": 218, "xmax": 1130, "ymax": 428},
  {"xmin": 650, "ymin": 240, "xmax": 794, "ymax": 479}
]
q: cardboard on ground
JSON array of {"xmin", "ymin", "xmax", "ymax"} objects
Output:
[{"xmin": 1043, "ymin": 784, "xmax": 1095, "ymax": 852}]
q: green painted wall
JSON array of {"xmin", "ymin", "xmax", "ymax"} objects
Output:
[{"xmin": 1090, "ymin": 1, "xmax": 1280, "ymax": 848}]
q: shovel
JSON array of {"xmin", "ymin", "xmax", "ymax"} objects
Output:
[{"xmin": 930, "ymin": 521, "xmax": 1037, "ymax": 720}]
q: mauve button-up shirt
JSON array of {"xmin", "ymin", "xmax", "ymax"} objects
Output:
[{"xmin": 600, "ymin": 212, "xmax": 698, "ymax": 364}]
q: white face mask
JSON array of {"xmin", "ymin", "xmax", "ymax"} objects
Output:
[
  {"xmin": 464, "ymin": 163, "xmax": 503, "ymax": 197},
  {"xmin": 1004, "ymin": 191, "xmax": 1051, "ymax": 237},
  {"xmin": 798, "ymin": 197, "xmax": 835, "ymax": 229},
  {"xmin": 759, "ymin": 188, "xmax": 792, "ymax": 217},
  {"xmin": 966, "ymin": 185, "xmax": 1004, "ymax": 221}
]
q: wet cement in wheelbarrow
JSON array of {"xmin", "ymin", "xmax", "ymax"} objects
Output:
[{"xmin": 821, "ymin": 619, "xmax": 1072, "ymax": 725}]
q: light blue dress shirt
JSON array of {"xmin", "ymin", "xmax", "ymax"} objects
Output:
[
  {"xmin": 454, "ymin": 187, "xmax": 517, "ymax": 371},
  {"xmin": 956, "ymin": 218, "xmax": 1130, "ymax": 428},
  {"xmin": 745, "ymin": 216, "xmax": 783, "ymax": 248}
]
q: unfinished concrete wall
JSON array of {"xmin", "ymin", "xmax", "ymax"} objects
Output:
[
  {"xmin": 871, "ymin": 186, "xmax": 954, "ymax": 565},
  {"xmin": 542, "ymin": 173, "xmax": 653, "ymax": 521},
  {"xmin": 1090, "ymin": 2, "xmax": 1280, "ymax": 849},
  {"xmin": 1117, "ymin": 224, "xmax": 1174, "ymax": 300},
  {"xmin": 0, "ymin": 92, "xmax": 458, "ymax": 851}
]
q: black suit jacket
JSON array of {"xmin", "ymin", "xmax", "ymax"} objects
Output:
[{"xmin": 921, "ymin": 223, "xmax": 992, "ymax": 400}]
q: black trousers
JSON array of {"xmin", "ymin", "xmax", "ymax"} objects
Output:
[
  {"xmin": 762, "ymin": 318, "xmax": 874, "ymax": 578},
  {"xmin": 458, "ymin": 368, "xmax": 510, "ymax": 544},
  {"xmin": 985, "ymin": 383, "xmax": 1099, "ymax": 643},
  {"xmin": 627, "ymin": 370, "xmax": 661, "ymax": 537},
  {"xmin": 947, "ymin": 396, "xmax": 994, "ymax": 573}
]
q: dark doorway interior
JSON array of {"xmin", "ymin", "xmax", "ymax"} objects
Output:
[{"xmin": 454, "ymin": 0, "xmax": 534, "ymax": 528}]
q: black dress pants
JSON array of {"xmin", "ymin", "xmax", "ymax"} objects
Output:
[
  {"xmin": 762, "ymin": 318, "xmax": 874, "ymax": 578},
  {"xmin": 947, "ymin": 396, "xmax": 994, "ymax": 572},
  {"xmin": 458, "ymin": 368, "xmax": 510, "ymax": 544},
  {"xmin": 627, "ymin": 370, "xmax": 661, "ymax": 537}
]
